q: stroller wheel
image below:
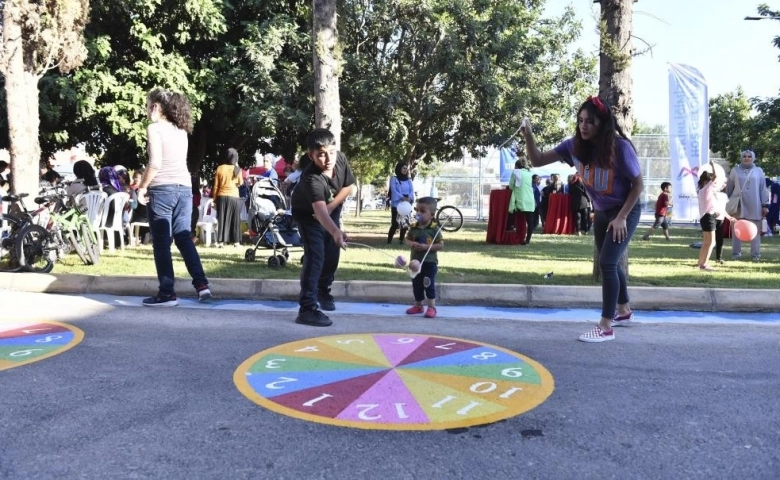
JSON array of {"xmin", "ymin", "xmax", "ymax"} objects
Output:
[
  {"xmin": 276, "ymin": 255, "xmax": 287, "ymax": 267},
  {"xmin": 282, "ymin": 248, "xmax": 289, "ymax": 259},
  {"xmin": 244, "ymin": 249, "xmax": 256, "ymax": 262},
  {"xmin": 267, "ymin": 255, "xmax": 280, "ymax": 268}
]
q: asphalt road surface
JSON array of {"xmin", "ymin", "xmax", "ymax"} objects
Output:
[{"xmin": 1, "ymin": 292, "xmax": 778, "ymax": 479}]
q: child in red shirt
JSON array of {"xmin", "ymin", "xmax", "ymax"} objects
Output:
[{"xmin": 641, "ymin": 182, "xmax": 672, "ymax": 241}]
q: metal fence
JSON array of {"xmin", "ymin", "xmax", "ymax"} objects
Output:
[{"xmin": 414, "ymin": 135, "xmax": 726, "ymax": 220}]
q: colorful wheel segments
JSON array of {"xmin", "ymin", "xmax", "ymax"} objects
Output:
[
  {"xmin": 235, "ymin": 334, "xmax": 554, "ymax": 431},
  {"xmin": 0, "ymin": 320, "xmax": 84, "ymax": 371}
]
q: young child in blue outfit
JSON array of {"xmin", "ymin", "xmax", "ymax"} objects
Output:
[{"xmin": 404, "ymin": 197, "xmax": 444, "ymax": 318}]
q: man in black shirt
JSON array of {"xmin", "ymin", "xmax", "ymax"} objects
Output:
[{"xmin": 290, "ymin": 129, "xmax": 354, "ymax": 326}]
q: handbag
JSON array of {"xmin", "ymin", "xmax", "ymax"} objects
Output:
[{"xmin": 725, "ymin": 168, "xmax": 752, "ymax": 217}]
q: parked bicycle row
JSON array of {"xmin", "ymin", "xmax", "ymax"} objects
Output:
[{"xmin": 0, "ymin": 182, "xmax": 101, "ymax": 273}]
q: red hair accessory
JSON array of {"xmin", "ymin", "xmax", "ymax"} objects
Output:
[{"xmin": 587, "ymin": 96, "xmax": 608, "ymax": 115}]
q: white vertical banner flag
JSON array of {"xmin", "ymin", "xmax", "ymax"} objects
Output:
[{"xmin": 668, "ymin": 63, "xmax": 709, "ymax": 221}]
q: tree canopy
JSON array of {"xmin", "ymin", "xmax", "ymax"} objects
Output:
[
  {"xmin": 1, "ymin": 0, "xmax": 596, "ymax": 187},
  {"xmin": 339, "ymin": 0, "xmax": 596, "ymax": 176}
]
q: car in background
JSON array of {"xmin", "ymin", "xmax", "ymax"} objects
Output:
[{"xmin": 361, "ymin": 197, "xmax": 385, "ymax": 210}]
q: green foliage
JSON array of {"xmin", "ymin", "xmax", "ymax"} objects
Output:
[
  {"xmin": 338, "ymin": 0, "xmax": 597, "ymax": 173},
  {"xmin": 632, "ymin": 122, "xmax": 666, "ymax": 135},
  {"xmin": 28, "ymin": 0, "xmax": 314, "ymax": 173},
  {"xmin": 709, "ymin": 88, "xmax": 753, "ymax": 165},
  {"xmin": 709, "ymin": 87, "xmax": 780, "ymax": 175},
  {"xmin": 750, "ymin": 95, "xmax": 780, "ymax": 176},
  {"xmin": 3, "ymin": 0, "xmax": 596, "ymax": 183}
]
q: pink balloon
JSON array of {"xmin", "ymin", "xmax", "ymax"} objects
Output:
[
  {"xmin": 734, "ymin": 219, "xmax": 757, "ymax": 242},
  {"xmin": 409, "ymin": 259, "xmax": 421, "ymax": 273}
]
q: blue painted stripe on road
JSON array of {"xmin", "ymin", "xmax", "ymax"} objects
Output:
[{"xmin": 80, "ymin": 294, "xmax": 780, "ymax": 325}]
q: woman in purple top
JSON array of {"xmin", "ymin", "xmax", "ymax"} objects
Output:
[{"xmin": 520, "ymin": 96, "xmax": 644, "ymax": 343}]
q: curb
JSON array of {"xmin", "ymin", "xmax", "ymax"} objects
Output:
[{"xmin": 0, "ymin": 272, "xmax": 778, "ymax": 313}]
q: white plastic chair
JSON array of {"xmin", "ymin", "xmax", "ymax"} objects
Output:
[
  {"xmin": 197, "ymin": 197, "xmax": 218, "ymax": 247},
  {"xmin": 79, "ymin": 190, "xmax": 107, "ymax": 234},
  {"xmin": 127, "ymin": 220, "xmax": 150, "ymax": 247},
  {"xmin": 98, "ymin": 192, "xmax": 130, "ymax": 251}
]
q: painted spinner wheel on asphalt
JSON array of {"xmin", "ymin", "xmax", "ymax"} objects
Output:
[
  {"xmin": 0, "ymin": 320, "xmax": 84, "ymax": 371},
  {"xmin": 235, "ymin": 333, "xmax": 554, "ymax": 431}
]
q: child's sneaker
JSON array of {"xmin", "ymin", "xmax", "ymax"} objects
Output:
[
  {"xmin": 143, "ymin": 293, "xmax": 178, "ymax": 307},
  {"xmin": 611, "ymin": 312, "xmax": 633, "ymax": 327},
  {"xmin": 424, "ymin": 306, "xmax": 437, "ymax": 318},
  {"xmin": 406, "ymin": 305, "xmax": 424, "ymax": 315},
  {"xmin": 578, "ymin": 327, "xmax": 614, "ymax": 343},
  {"xmin": 196, "ymin": 284, "xmax": 212, "ymax": 303}
]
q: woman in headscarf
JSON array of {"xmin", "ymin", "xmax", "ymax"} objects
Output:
[
  {"xmin": 212, "ymin": 148, "xmax": 244, "ymax": 248},
  {"xmin": 726, "ymin": 150, "xmax": 769, "ymax": 261},
  {"xmin": 98, "ymin": 166, "xmax": 123, "ymax": 231},
  {"xmin": 99, "ymin": 166, "xmax": 122, "ymax": 196},
  {"xmin": 387, "ymin": 162, "xmax": 415, "ymax": 244}
]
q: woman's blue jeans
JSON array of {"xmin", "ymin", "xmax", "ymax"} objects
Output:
[
  {"xmin": 148, "ymin": 184, "xmax": 208, "ymax": 296},
  {"xmin": 592, "ymin": 202, "xmax": 641, "ymax": 319}
]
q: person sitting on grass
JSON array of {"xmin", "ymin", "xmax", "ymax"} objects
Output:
[
  {"xmin": 404, "ymin": 197, "xmax": 444, "ymax": 319},
  {"xmin": 642, "ymin": 182, "xmax": 673, "ymax": 241}
]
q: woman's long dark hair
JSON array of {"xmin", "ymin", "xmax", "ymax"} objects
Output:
[
  {"xmin": 573, "ymin": 96, "xmax": 635, "ymax": 170},
  {"xmin": 73, "ymin": 160, "xmax": 98, "ymax": 188}
]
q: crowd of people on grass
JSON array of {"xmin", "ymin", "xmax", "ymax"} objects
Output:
[{"xmin": 4, "ymin": 90, "xmax": 777, "ymax": 343}]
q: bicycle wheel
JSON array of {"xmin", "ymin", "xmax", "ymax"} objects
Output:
[
  {"xmin": 15, "ymin": 224, "xmax": 54, "ymax": 273},
  {"xmin": 436, "ymin": 205, "xmax": 463, "ymax": 232},
  {"xmin": 80, "ymin": 223, "xmax": 100, "ymax": 266},
  {"xmin": 67, "ymin": 231, "xmax": 91, "ymax": 265}
]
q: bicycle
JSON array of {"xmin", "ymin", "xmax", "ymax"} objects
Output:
[
  {"xmin": 0, "ymin": 192, "xmax": 57, "ymax": 273},
  {"xmin": 47, "ymin": 189, "xmax": 100, "ymax": 266},
  {"xmin": 434, "ymin": 202, "xmax": 464, "ymax": 232},
  {"xmin": 396, "ymin": 198, "xmax": 464, "ymax": 233}
]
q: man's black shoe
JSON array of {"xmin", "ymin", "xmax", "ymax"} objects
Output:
[
  {"xmin": 318, "ymin": 294, "xmax": 336, "ymax": 311},
  {"xmin": 295, "ymin": 308, "xmax": 333, "ymax": 327}
]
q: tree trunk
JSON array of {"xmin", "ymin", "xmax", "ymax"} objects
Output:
[
  {"xmin": 312, "ymin": 0, "xmax": 341, "ymax": 148},
  {"xmin": 598, "ymin": 0, "xmax": 634, "ymax": 135},
  {"xmin": 594, "ymin": 0, "xmax": 635, "ymax": 283},
  {"xmin": 3, "ymin": 1, "xmax": 42, "ymax": 202}
]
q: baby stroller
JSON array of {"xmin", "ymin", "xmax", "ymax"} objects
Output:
[{"xmin": 244, "ymin": 177, "xmax": 303, "ymax": 268}]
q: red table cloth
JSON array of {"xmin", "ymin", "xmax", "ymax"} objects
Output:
[
  {"xmin": 543, "ymin": 193, "xmax": 575, "ymax": 235},
  {"xmin": 486, "ymin": 189, "xmax": 523, "ymax": 245}
]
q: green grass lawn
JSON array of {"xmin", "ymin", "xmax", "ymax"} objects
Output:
[{"xmin": 54, "ymin": 211, "xmax": 780, "ymax": 289}]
